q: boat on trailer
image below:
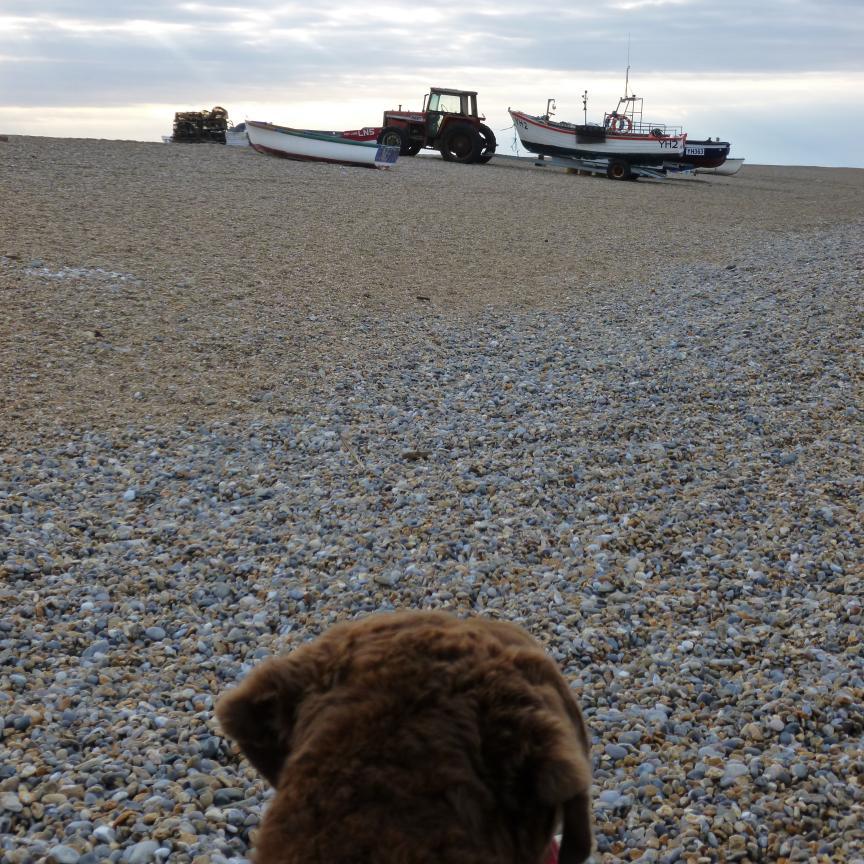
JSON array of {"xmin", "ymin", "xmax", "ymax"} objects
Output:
[
  {"xmin": 246, "ymin": 120, "xmax": 399, "ymax": 168},
  {"xmin": 510, "ymin": 109, "xmax": 685, "ymax": 165},
  {"xmin": 509, "ymin": 89, "xmax": 686, "ymax": 179}
]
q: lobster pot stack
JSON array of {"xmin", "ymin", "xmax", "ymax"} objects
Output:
[{"xmin": 171, "ymin": 106, "xmax": 231, "ymax": 144}]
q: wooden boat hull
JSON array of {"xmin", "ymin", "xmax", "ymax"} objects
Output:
[
  {"xmin": 246, "ymin": 121, "xmax": 398, "ymax": 168},
  {"xmin": 509, "ymin": 109, "xmax": 686, "ymax": 164},
  {"xmin": 680, "ymin": 139, "xmax": 730, "ymax": 168}
]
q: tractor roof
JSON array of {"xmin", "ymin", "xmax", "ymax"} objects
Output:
[{"xmin": 430, "ymin": 87, "xmax": 478, "ymax": 97}]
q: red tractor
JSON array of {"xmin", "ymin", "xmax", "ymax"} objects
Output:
[{"xmin": 377, "ymin": 88, "xmax": 496, "ymax": 164}]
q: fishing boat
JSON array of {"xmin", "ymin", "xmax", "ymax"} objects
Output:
[
  {"xmin": 680, "ymin": 138, "xmax": 730, "ymax": 169},
  {"xmin": 509, "ymin": 106, "xmax": 686, "ymax": 165},
  {"xmin": 510, "ymin": 66, "xmax": 690, "ymax": 177},
  {"xmin": 246, "ymin": 120, "xmax": 399, "ymax": 168}
]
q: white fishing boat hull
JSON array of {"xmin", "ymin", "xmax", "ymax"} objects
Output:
[
  {"xmin": 697, "ymin": 158, "xmax": 744, "ymax": 176},
  {"xmin": 509, "ymin": 109, "xmax": 686, "ymax": 163},
  {"xmin": 246, "ymin": 120, "xmax": 398, "ymax": 169}
]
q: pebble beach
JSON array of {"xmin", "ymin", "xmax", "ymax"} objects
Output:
[{"xmin": 1, "ymin": 135, "xmax": 862, "ymax": 863}]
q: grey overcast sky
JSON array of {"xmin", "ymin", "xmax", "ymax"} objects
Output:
[{"xmin": 2, "ymin": 0, "xmax": 863, "ymax": 165}]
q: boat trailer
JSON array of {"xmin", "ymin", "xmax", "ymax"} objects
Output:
[{"xmin": 493, "ymin": 152, "xmax": 695, "ymax": 180}]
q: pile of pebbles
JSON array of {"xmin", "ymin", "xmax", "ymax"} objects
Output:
[{"xmin": 1, "ymin": 222, "xmax": 862, "ymax": 863}]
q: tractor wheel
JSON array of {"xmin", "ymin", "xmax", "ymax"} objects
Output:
[
  {"xmin": 476, "ymin": 123, "xmax": 497, "ymax": 163},
  {"xmin": 378, "ymin": 126, "xmax": 407, "ymax": 154},
  {"xmin": 405, "ymin": 141, "xmax": 423, "ymax": 156},
  {"xmin": 439, "ymin": 123, "xmax": 482, "ymax": 163},
  {"xmin": 606, "ymin": 159, "xmax": 632, "ymax": 181}
]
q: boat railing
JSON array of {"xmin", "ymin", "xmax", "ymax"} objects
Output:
[{"xmin": 604, "ymin": 114, "xmax": 683, "ymax": 137}]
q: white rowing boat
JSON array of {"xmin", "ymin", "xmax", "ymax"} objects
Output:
[
  {"xmin": 697, "ymin": 157, "xmax": 745, "ymax": 176},
  {"xmin": 246, "ymin": 120, "xmax": 399, "ymax": 169}
]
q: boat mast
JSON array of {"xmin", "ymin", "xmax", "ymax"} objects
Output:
[
  {"xmin": 624, "ymin": 33, "xmax": 631, "ymax": 98},
  {"xmin": 620, "ymin": 33, "xmax": 639, "ymax": 123}
]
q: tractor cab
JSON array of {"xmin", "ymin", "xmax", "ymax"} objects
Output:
[
  {"xmin": 424, "ymin": 89, "xmax": 480, "ymax": 116},
  {"xmin": 423, "ymin": 89, "xmax": 481, "ymax": 138}
]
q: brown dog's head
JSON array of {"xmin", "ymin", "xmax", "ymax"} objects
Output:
[{"xmin": 216, "ymin": 610, "xmax": 592, "ymax": 864}]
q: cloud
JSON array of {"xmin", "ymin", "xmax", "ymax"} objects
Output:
[
  {"xmin": 1, "ymin": 1, "xmax": 862, "ymax": 165},
  {"xmin": 2, "ymin": 0, "xmax": 863, "ymax": 109}
]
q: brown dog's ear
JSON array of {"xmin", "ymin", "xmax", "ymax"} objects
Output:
[
  {"xmin": 479, "ymin": 653, "xmax": 594, "ymax": 863},
  {"xmin": 535, "ymin": 733, "xmax": 593, "ymax": 864},
  {"xmin": 531, "ymin": 681, "xmax": 594, "ymax": 864},
  {"xmin": 558, "ymin": 791, "xmax": 593, "ymax": 864},
  {"xmin": 215, "ymin": 655, "xmax": 308, "ymax": 786},
  {"xmin": 559, "ymin": 698, "xmax": 593, "ymax": 864}
]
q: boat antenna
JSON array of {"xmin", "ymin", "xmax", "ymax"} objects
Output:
[
  {"xmin": 582, "ymin": 90, "xmax": 588, "ymax": 125},
  {"xmin": 624, "ymin": 33, "xmax": 631, "ymax": 98}
]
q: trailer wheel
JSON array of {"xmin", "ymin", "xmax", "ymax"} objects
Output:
[
  {"xmin": 440, "ymin": 123, "xmax": 482, "ymax": 163},
  {"xmin": 378, "ymin": 126, "xmax": 408, "ymax": 153},
  {"xmin": 606, "ymin": 159, "xmax": 632, "ymax": 180},
  {"xmin": 476, "ymin": 123, "xmax": 497, "ymax": 163}
]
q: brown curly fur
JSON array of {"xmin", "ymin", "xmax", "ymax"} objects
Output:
[{"xmin": 216, "ymin": 610, "xmax": 593, "ymax": 864}]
